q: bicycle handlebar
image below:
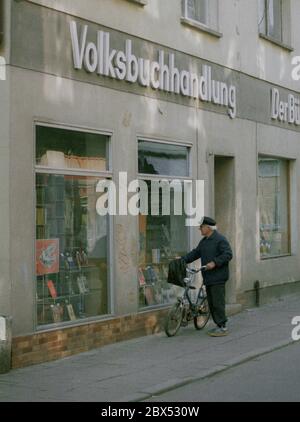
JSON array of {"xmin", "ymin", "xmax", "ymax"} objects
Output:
[{"xmin": 186, "ymin": 266, "xmax": 207, "ymax": 274}]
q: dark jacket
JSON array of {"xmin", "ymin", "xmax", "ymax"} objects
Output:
[
  {"xmin": 167, "ymin": 258, "xmax": 187, "ymax": 287},
  {"xmin": 182, "ymin": 231, "xmax": 233, "ymax": 286}
]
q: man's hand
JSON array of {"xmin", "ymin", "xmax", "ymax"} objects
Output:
[{"xmin": 206, "ymin": 261, "xmax": 216, "ymax": 270}]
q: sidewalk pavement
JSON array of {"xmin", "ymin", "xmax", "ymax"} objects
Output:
[{"xmin": 0, "ymin": 295, "xmax": 299, "ymax": 402}]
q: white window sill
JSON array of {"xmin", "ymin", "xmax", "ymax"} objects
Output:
[
  {"xmin": 127, "ymin": 0, "xmax": 147, "ymax": 5},
  {"xmin": 260, "ymin": 253, "xmax": 291, "ymax": 260},
  {"xmin": 259, "ymin": 33, "xmax": 293, "ymax": 52},
  {"xmin": 181, "ymin": 17, "xmax": 222, "ymax": 38}
]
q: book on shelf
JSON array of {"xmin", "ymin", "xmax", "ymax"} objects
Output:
[
  {"xmin": 138, "ymin": 268, "xmax": 146, "ymax": 286},
  {"xmin": 144, "ymin": 266, "xmax": 157, "ymax": 285},
  {"xmin": 65, "ymin": 252, "xmax": 77, "ymax": 270},
  {"xmin": 162, "ymin": 224, "xmax": 171, "ymax": 242},
  {"xmin": 37, "ymin": 226, "xmax": 46, "ymax": 239},
  {"xmin": 162, "ymin": 265, "xmax": 169, "ymax": 279},
  {"xmin": 144, "ymin": 285, "xmax": 155, "ymax": 305},
  {"xmin": 36, "ymin": 186, "xmax": 45, "ymax": 204},
  {"xmin": 66, "ymin": 303, "xmax": 76, "ymax": 321},
  {"xmin": 162, "ymin": 245, "xmax": 172, "ymax": 258},
  {"xmin": 51, "ymin": 303, "xmax": 63, "ymax": 323},
  {"xmin": 36, "ymin": 207, "xmax": 46, "ymax": 225},
  {"xmin": 47, "ymin": 280, "xmax": 58, "ymax": 299},
  {"xmin": 77, "ymin": 275, "xmax": 89, "ymax": 294}
]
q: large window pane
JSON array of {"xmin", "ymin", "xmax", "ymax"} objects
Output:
[
  {"xmin": 138, "ymin": 181, "xmax": 188, "ymax": 307},
  {"xmin": 36, "ymin": 126, "xmax": 109, "ymax": 171},
  {"xmin": 258, "ymin": 157, "xmax": 290, "ymax": 258},
  {"xmin": 138, "ymin": 141, "xmax": 189, "ymax": 177},
  {"xmin": 36, "ymin": 173, "xmax": 109, "ymax": 326}
]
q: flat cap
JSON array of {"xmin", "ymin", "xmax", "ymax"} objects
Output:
[{"xmin": 199, "ymin": 216, "xmax": 216, "ymax": 226}]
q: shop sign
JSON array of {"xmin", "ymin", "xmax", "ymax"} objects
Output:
[
  {"xmin": 271, "ymin": 87, "xmax": 300, "ymax": 125},
  {"xmin": 70, "ymin": 21, "xmax": 237, "ymax": 118}
]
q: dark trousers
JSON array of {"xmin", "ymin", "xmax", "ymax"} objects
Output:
[{"xmin": 206, "ymin": 283, "xmax": 227, "ymax": 327}]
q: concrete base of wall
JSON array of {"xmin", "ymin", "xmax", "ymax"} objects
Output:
[{"xmin": 237, "ymin": 280, "xmax": 300, "ymax": 309}]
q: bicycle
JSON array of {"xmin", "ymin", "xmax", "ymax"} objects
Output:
[{"xmin": 164, "ymin": 266, "xmax": 210, "ymax": 337}]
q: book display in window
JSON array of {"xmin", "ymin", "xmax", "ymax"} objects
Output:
[
  {"xmin": 36, "ymin": 250, "xmax": 102, "ymax": 325},
  {"xmin": 36, "ymin": 174, "xmax": 105, "ymax": 326}
]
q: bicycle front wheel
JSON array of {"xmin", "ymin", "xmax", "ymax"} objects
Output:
[
  {"xmin": 194, "ymin": 297, "xmax": 210, "ymax": 330},
  {"xmin": 164, "ymin": 302, "xmax": 183, "ymax": 337}
]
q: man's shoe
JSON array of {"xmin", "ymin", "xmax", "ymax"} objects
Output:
[
  {"xmin": 180, "ymin": 320, "xmax": 188, "ymax": 327},
  {"xmin": 207, "ymin": 326, "xmax": 228, "ymax": 337}
]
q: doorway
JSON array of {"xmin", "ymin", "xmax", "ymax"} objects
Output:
[{"xmin": 214, "ymin": 156, "xmax": 236, "ymax": 303}]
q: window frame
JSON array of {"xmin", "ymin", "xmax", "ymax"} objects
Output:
[
  {"xmin": 258, "ymin": 0, "xmax": 293, "ymax": 51},
  {"xmin": 34, "ymin": 121, "xmax": 114, "ymax": 330},
  {"xmin": 181, "ymin": 0, "xmax": 222, "ymax": 38}
]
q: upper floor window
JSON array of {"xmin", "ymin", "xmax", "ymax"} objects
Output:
[
  {"xmin": 258, "ymin": 0, "xmax": 292, "ymax": 50},
  {"xmin": 181, "ymin": 0, "xmax": 221, "ymax": 37},
  {"xmin": 185, "ymin": 0, "xmax": 208, "ymax": 26},
  {"xmin": 259, "ymin": 0, "xmax": 282, "ymax": 41}
]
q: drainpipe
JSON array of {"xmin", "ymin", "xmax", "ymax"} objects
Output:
[{"xmin": 254, "ymin": 280, "xmax": 260, "ymax": 307}]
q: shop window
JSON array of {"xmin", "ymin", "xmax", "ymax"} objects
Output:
[
  {"xmin": 35, "ymin": 125, "xmax": 111, "ymax": 327},
  {"xmin": 138, "ymin": 140, "xmax": 190, "ymax": 308},
  {"xmin": 258, "ymin": 0, "xmax": 292, "ymax": 48},
  {"xmin": 258, "ymin": 157, "xmax": 290, "ymax": 258},
  {"xmin": 181, "ymin": 0, "xmax": 221, "ymax": 36}
]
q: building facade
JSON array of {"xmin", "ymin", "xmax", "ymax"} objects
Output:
[{"xmin": 1, "ymin": 0, "xmax": 300, "ymax": 367}]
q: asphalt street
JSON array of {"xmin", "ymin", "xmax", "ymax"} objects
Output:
[{"xmin": 144, "ymin": 341, "xmax": 300, "ymax": 402}]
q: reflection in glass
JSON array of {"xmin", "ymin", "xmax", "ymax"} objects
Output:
[
  {"xmin": 36, "ymin": 126, "xmax": 109, "ymax": 172},
  {"xmin": 138, "ymin": 141, "xmax": 189, "ymax": 177}
]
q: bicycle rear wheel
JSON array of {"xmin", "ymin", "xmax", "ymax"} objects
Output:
[
  {"xmin": 164, "ymin": 302, "xmax": 183, "ymax": 337},
  {"xmin": 194, "ymin": 297, "xmax": 210, "ymax": 330}
]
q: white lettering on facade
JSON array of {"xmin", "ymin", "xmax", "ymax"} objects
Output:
[
  {"xmin": 291, "ymin": 56, "xmax": 300, "ymax": 81},
  {"xmin": 271, "ymin": 88, "xmax": 300, "ymax": 126},
  {"xmin": 70, "ymin": 21, "xmax": 237, "ymax": 118}
]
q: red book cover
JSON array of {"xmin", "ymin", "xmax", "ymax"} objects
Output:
[
  {"xmin": 47, "ymin": 280, "xmax": 57, "ymax": 299},
  {"xmin": 138, "ymin": 268, "xmax": 146, "ymax": 286}
]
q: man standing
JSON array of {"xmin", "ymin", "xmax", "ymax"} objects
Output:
[{"xmin": 182, "ymin": 216, "xmax": 233, "ymax": 337}]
